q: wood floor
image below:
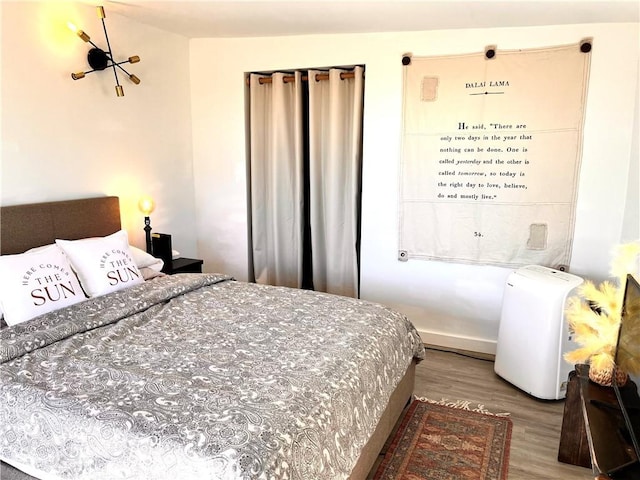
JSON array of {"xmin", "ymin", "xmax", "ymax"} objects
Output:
[{"xmin": 379, "ymin": 347, "xmax": 594, "ymax": 480}]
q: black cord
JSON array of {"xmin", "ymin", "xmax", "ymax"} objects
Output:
[{"xmin": 425, "ymin": 345, "xmax": 494, "ymax": 363}]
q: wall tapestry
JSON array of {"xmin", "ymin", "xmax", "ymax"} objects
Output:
[{"xmin": 398, "ymin": 42, "xmax": 592, "ymax": 268}]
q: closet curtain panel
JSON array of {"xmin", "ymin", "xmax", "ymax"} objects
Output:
[
  {"xmin": 308, "ymin": 67, "xmax": 364, "ymax": 297},
  {"xmin": 249, "ymin": 72, "xmax": 304, "ymax": 288}
]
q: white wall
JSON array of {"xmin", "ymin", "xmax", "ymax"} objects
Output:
[
  {"xmin": 0, "ymin": 2, "xmax": 198, "ymax": 256},
  {"xmin": 622, "ymin": 84, "xmax": 640, "ymax": 243},
  {"xmin": 190, "ymin": 23, "xmax": 639, "ymax": 354}
]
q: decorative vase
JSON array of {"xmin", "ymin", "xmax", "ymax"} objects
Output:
[{"xmin": 589, "ymin": 366, "xmax": 628, "ymax": 387}]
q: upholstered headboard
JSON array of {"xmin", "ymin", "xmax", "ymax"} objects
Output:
[{"xmin": 0, "ymin": 196, "xmax": 121, "ymax": 255}]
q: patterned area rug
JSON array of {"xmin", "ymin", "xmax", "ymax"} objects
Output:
[{"xmin": 372, "ymin": 397, "xmax": 512, "ymax": 480}]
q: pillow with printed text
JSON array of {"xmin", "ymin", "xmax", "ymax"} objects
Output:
[
  {"xmin": 0, "ymin": 245, "xmax": 86, "ymax": 326},
  {"xmin": 56, "ymin": 230, "xmax": 143, "ymax": 298}
]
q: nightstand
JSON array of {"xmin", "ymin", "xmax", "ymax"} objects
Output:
[{"xmin": 162, "ymin": 257, "xmax": 203, "ymax": 274}]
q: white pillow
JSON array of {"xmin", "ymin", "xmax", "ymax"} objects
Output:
[
  {"xmin": 56, "ymin": 230, "xmax": 144, "ymax": 297},
  {"xmin": 29, "ymin": 243, "xmax": 164, "ymax": 276},
  {"xmin": 129, "ymin": 245, "xmax": 164, "ymax": 272},
  {"xmin": 0, "ymin": 245, "xmax": 86, "ymax": 326},
  {"xmin": 129, "ymin": 246, "xmax": 165, "ymax": 280}
]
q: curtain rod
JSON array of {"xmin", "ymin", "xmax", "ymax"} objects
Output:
[{"xmin": 246, "ymin": 71, "xmax": 360, "ymax": 86}]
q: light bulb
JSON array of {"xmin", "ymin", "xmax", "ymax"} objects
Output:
[
  {"xmin": 68, "ymin": 22, "xmax": 90, "ymax": 42},
  {"xmin": 138, "ymin": 197, "xmax": 155, "ymax": 215}
]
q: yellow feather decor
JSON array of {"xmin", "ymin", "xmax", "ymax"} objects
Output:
[{"xmin": 563, "ymin": 240, "xmax": 640, "ymax": 385}]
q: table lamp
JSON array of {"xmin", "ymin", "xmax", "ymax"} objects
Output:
[{"xmin": 138, "ymin": 196, "xmax": 155, "ymax": 253}]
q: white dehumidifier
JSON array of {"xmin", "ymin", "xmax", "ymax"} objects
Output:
[{"xmin": 494, "ymin": 265, "xmax": 583, "ymax": 400}]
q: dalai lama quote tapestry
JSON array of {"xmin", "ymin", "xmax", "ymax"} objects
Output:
[{"xmin": 398, "ymin": 42, "xmax": 591, "ymax": 267}]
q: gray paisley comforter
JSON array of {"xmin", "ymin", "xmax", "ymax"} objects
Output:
[{"xmin": 0, "ymin": 274, "xmax": 425, "ymax": 480}]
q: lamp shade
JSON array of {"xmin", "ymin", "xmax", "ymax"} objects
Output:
[{"xmin": 138, "ymin": 196, "xmax": 155, "ymax": 216}]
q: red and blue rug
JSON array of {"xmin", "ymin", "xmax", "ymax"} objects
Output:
[{"xmin": 372, "ymin": 397, "xmax": 512, "ymax": 480}]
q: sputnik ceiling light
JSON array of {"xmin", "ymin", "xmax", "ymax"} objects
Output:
[{"xmin": 69, "ymin": 6, "xmax": 140, "ymax": 97}]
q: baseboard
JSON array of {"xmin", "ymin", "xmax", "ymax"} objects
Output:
[{"xmin": 417, "ymin": 329, "xmax": 497, "ymax": 356}]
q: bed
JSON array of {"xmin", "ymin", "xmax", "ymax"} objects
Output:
[{"xmin": 0, "ymin": 196, "xmax": 425, "ymax": 480}]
